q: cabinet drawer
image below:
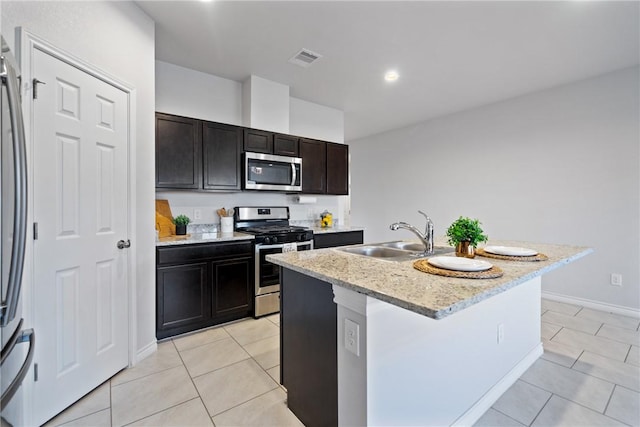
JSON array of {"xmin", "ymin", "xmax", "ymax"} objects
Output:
[{"xmin": 157, "ymin": 241, "xmax": 253, "ymax": 265}]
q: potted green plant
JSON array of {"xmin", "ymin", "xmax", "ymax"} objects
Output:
[
  {"xmin": 446, "ymin": 216, "xmax": 488, "ymax": 258},
  {"xmin": 173, "ymin": 214, "xmax": 191, "ymax": 235}
]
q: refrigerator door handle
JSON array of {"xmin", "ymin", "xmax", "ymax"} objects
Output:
[
  {"xmin": 0, "ymin": 50, "xmax": 28, "ymax": 327},
  {"xmin": 0, "ymin": 327, "xmax": 35, "ymax": 408}
]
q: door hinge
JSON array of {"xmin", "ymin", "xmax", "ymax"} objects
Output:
[
  {"xmin": 33, "ymin": 78, "xmax": 46, "ymax": 100},
  {"xmin": 34, "ymin": 363, "xmax": 38, "ymax": 382},
  {"xmin": 33, "ymin": 222, "xmax": 38, "ymax": 240}
]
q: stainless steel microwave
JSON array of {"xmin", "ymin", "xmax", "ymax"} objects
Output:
[{"xmin": 244, "ymin": 152, "xmax": 302, "ymax": 192}]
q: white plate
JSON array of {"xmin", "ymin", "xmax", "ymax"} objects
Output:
[
  {"xmin": 484, "ymin": 246, "xmax": 538, "ymax": 256},
  {"xmin": 427, "ymin": 256, "xmax": 493, "ymax": 272}
]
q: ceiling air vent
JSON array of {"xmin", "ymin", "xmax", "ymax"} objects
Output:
[{"xmin": 288, "ymin": 49, "xmax": 323, "ymax": 68}]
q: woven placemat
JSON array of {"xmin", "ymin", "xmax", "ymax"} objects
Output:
[
  {"xmin": 476, "ymin": 248, "xmax": 548, "ymax": 262},
  {"xmin": 413, "ymin": 259, "xmax": 504, "ymax": 279}
]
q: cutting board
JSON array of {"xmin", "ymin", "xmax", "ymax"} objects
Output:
[{"xmin": 155, "ymin": 199, "xmax": 175, "ymax": 237}]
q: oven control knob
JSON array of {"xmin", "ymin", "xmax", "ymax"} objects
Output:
[
  {"xmin": 297, "ymin": 234, "xmax": 305, "ymax": 242},
  {"xmin": 263, "ymin": 237, "xmax": 272, "ymax": 245},
  {"xmin": 272, "ymin": 236, "xmax": 279, "ymax": 244}
]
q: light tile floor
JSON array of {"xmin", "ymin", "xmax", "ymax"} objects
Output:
[{"xmin": 45, "ymin": 300, "xmax": 639, "ymax": 427}]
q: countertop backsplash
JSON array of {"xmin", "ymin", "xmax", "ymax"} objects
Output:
[{"xmin": 155, "ymin": 190, "xmax": 350, "ymax": 227}]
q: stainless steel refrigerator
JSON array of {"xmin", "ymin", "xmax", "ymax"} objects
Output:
[{"xmin": 0, "ymin": 34, "xmax": 34, "ymax": 426}]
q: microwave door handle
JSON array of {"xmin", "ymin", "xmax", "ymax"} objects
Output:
[
  {"xmin": 0, "ymin": 57, "xmax": 28, "ymax": 327},
  {"xmin": 290, "ymin": 163, "xmax": 297, "ymax": 186}
]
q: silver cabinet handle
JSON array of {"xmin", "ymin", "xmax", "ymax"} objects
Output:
[{"xmin": 117, "ymin": 239, "xmax": 131, "ymax": 249}]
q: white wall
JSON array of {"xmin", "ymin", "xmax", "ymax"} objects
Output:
[
  {"xmin": 154, "ymin": 62, "xmax": 348, "ymax": 226},
  {"xmin": 290, "ymin": 97, "xmax": 344, "ymax": 144},
  {"xmin": 156, "ymin": 61, "xmax": 242, "ymax": 125},
  {"xmin": 242, "ymin": 75, "xmax": 290, "ymax": 133},
  {"xmin": 2, "ymin": 1, "xmax": 157, "ymax": 356},
  {"xmin": 350, "ymin": 67, "xmax": 639, "ymax": 311}
]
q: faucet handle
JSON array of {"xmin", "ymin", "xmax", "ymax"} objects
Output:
[
  {"xmin": 417, "ymin": 210, "xmax": 434, "ymax": 235},
  {"xmin": 417, "ymin": 210, "xmax": 432, "ymax": 224}
]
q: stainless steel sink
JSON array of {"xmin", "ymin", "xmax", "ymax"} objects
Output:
[
  {"xmin": 339, "ymin": 245, "xmax": 409, "ymax": 258},
  {"xmin": 338, "ymin": 242, "xmax": 453, "ymax": 260},
  {"xmin": 378, "ymin": 241, "xmax": 427, "ymax": 252}
]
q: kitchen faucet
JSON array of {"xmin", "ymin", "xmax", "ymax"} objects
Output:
[{"xmin": 390, "ymin": 210, "xmax": 434, "ymax": 256}]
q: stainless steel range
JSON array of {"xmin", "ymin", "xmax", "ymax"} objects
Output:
[{"xmin": 234, "ymin": 207, "xmax": 314, "ymax": 317}]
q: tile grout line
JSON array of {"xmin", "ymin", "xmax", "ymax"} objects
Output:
[
  {"xmin": 209, "ymin": 321, "xmax": 284, "ymax": 422},
  {"xmin": 110, "ymin": 341, "xmax": 185, "ymax": 388},
  {"xmin": 208, "ymin": 383, "xmax": 284, "ymax": 422},
  {"xmin": 171, "ymin": 337, "xmax": 219, "ymax": 423},
  {"xmin": 623, "ymin": 345, "xmax": 632, "ymax": 364},
  {"xmin": 548, "ymin": 325, "xmax": 563, "ymax": 341},
  {"xmin": 115, "ymin": 340, "xmax": 200, "ymax": 427},
  {"xmin": 526, "ymin": 392, "xmax": 554, "ymax": 426},
  {"xmin": 489, "ymin": 406, "xmax": 527, "ymax": 426},
  {"xmin": 43, "ymin": 380, "xmax": 113, "ymax": 427},
  {"xmin": 601, "ymin": 384, "xmax": 617, "ymax": 416},
  {"xmin": 179, "ymin": 321, "xmax": 283, "ymax": 423}
]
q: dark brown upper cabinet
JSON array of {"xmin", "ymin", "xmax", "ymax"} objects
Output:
[
  {"xmin": 273, "ymin": 134, "xmax": 299, "ymax": 157},
  {"xmin": 326, "ymin": 142, "xmax": 349, "ymax": 195},
  {"xmin": 155, "ymin": 113, "xmax": 202, "ymax": 189},
  {"xmin": 300, "ymin": 138, "xmax": 327, "ymax": 194},
  {"xmin": 203, "ymin": 122, "xmax": 243, "ymax": 191},
  {"xmin": 156, "ymin": 112, "xmax": 348, "ymax": 194},
  {"xmin": 243, "ymin": 128, "xmax": 273, "ymax": 154},
  {"xmin": 300, "ymin": 139, "xmax": 349, "ymax": 195}
]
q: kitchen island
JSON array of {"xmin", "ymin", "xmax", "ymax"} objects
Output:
[{"xmin": 267, "ymin": 240, "xmax": 591, "ymax": 426}]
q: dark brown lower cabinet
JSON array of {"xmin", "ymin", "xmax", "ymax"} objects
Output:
[
  {"xmin": 280, "ymin": 268, "xmax": 337, "ymax": 427},
  {"xmin": 156, "ymin": 241, "xmax": 253, "ymax": 339}
]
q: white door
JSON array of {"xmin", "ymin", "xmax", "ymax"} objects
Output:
[{"xmin": 31, "ymin": 47, "xmax": 129, "ymax": 425}]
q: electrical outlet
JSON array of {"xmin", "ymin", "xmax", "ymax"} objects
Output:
[
  {"xmin": 611, "ymin": 273, "xmax": 622, "ymax": 287},
  {"xmin": 193, "ymin": 209, "xmax": 202, "ymax": 220},
  {"xmin": 344, "ymin": 319, "xmax": 360, "ymax": 356},
  {"xmin": 497, "ymin": 323, "xmax": 505, "ymax": 344}
]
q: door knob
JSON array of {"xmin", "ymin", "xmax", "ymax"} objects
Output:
[{"xmin": 117, "ymin": 239, "xmax": 131, "ymax": 249}]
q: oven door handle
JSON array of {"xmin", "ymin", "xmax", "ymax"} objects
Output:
[{"xmin": 257, "ymin": 241, "xmax": 313, "ymax": 250}]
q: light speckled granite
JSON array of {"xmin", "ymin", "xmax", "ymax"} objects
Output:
[
  {"xmin": 156, "ymin": 232, "xmax": 254, "ymax": 247},
  {"xmin": 267, "ymin": 239, "xmax": 592, "ymax": 320},
  {"xmin": 311, "ymin": 226, "xmax": 365, "ymax": 235}
]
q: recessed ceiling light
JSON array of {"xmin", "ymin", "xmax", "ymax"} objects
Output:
[{"xmin": 384, "ymin": 70, "xmax": 399, "ymax": 82}]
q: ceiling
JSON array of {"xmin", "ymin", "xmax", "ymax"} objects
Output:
[{"xmin": 135, "ymin": 1, "xmax": 639, "ymax": 141}]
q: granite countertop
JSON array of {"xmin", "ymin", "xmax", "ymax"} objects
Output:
[
  {"xmin": 311, "ymin": 226, "xmax": 365, "ymax": 234},
  {"xmin": 156, "ymin": 232, "xmax": 254, "ymax": 247},
  {"xmin": 266, "ymin": 239, "xmax": 592, "ymax": 320}
]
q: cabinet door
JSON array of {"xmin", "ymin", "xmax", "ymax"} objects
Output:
[
  {"xmin": 300, "ymin": 139, "xmax": 327, "ymax": 194},
  {"xmin": 203, "ymin": 121, "xmax": 243, "ymax": 190},
  {"xmin": 157, "ymin": 263, "xmax": 210, "ymax": 339},
  {"xmin": 244, "ymin": 128, "xmax": 274, "ymax": 154},
  {"xmin": 156, "ymin": 113, "xmax": 202, "ymax": 189},
  {"xmin": 326, "ymin": 143, "xmax": 349, "ymax": 195},
  {"xmin": 273, "ymin": 134, "xmax": 299, "ymax": 157},
  {"xmin": 212, "ymin": 257, "xmax": 252, "ymax": 318}
]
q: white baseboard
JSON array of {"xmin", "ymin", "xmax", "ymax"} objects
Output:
[
  {"xmin": 452, "ymin": 343, "xmax": 544, "ymax": 427},
  {"xmin": 542, "ymin": 291, "xmax": 640, "ymax": 319},
  {"xmin": 134, "ymin": 340, "xmax": 158, "ymax": 366}
]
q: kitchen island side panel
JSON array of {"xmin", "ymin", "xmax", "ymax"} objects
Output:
[{"xmin": 280, "ymin": 268, "xmax": 338, "ymax": 427}]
